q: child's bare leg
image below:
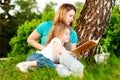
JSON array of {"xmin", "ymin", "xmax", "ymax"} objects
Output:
[
  {"xmin": 29, "ymin": 61, "xmax": 37, "ymax": 67},
  {"xmin": 79, "ymin": 73, "xmax": 84, "ymax": 78}
]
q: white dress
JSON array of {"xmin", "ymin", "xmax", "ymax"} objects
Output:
[
  {"xmin": 36, "ymin": 37, "xmax": 63, "ymax": 63},
  {"xmin": 37, "ymin": 37, "xmax": 84, "ymax": 77}
]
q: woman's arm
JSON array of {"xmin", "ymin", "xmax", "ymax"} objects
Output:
[
  {"xmin": 69, "ymin": 29, "xmax": 78, "ymax": 50},
  {"xmin": 70, "ymin": 43, "xmax": 77, "ymax": 50},
  {"xmin": 64, "ymin": 42, "xmax": 77, "ymax": 51},
  {"xmin": 27, "ymin": 29, "xmax": 45, "ymax": 50}
]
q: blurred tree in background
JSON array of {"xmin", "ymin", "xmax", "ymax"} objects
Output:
[
  {"xmin": 0, "ymin": 0, "xmax": 41, "ymax": 57},
  {"xmin": 42, "ymin": 1, "xmax": 57, "ymax": 13},
  {"xmin": 73, "ymin": 2, "xmax": 84, "ymax": 28},
  {"xmin": 0, "ymin": 0, "xmax": 15, "ymax": 57},
  {"xmin": 14, "ymin": 0, "xmax": 41, "ymax": 26},
  {"xmin": 101, "ymin": 4, "xmax": 120, "ymax": 57}
]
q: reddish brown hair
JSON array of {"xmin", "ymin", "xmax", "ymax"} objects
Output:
[{"xmin": 46, "ymin": 23, "xmax": 71, "ymax": 45}]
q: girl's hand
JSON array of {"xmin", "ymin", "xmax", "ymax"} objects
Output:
[{"xmin": 41, "ymin": 46, "xmax": 46, "ymax": 50}]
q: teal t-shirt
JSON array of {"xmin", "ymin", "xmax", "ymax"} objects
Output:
[{"xmin": 36, "ymin": 21, "xmax": 78, "ymax": 46}]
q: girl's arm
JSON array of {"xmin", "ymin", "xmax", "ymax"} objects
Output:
[
  {"xmin": 53, "ymin": 41, "xmax": 77, "ymax": 58},
  {"xmin": 53, "ymin": 41, "xmax": 65, "ymax": 55},
  {"xmin": 53, "ymin": 41, "xmax": 73, "ymax": 55}
]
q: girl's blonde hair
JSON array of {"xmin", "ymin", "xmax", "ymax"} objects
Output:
[
  {"xmin": 54, "ymin": 3, "xmax": 76, "ymax": 26},
  {"xmin": 46, "ymin": 23, "xmax": 71, "ymax": 45}
]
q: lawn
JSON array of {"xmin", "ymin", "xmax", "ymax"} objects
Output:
[{"xmin": 0, "ymin": 54, "xmax": 120, "ymax": 80}]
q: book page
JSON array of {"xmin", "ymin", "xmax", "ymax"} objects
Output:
[{"xmin": 71, "ymin": 40, "xmax": 97, "ymax": 54}]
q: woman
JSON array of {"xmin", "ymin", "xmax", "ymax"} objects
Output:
[{"xmin": 27, "ymin": 3, "xmax": 78, "ymax": 51}]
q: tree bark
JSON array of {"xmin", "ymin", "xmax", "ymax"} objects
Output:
[{"xmin": 75, "ymin": 0, "xmax": 115, "ymax": 62}]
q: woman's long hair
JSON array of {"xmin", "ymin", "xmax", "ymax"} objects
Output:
[{"xmin": 54, "ymin": 3, "xmax": 76, "ymax": 26}]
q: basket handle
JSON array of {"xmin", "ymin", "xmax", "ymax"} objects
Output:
[{"xmin": 96, "ymin": 45, "xmax": 108, "ymax": 54}]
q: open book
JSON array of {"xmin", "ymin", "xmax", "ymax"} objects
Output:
[{"xmin": 71, "ymin": 40, "xmax": 97, "ymax": 54}]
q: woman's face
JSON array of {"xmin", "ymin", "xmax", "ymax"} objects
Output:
[{"xmin": 65, "ymin": 9, "xmax": 76, "ymax": 25}]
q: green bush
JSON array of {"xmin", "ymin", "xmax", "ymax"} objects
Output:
[
  {"xmin": 9, "ymin": 11, "xmax": 55, "ymax": 57},
  {"xmin": 9, "ymin": 19, "xmax": 41, "ymax": 57}
]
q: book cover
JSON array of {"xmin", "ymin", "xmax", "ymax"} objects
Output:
[{"xmin": 71, "ymin": 40, "xmax": 97, "ymax": 54}]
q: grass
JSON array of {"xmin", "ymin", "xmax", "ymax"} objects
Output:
[{"xmin": 0, "ymin": 54, "xmax": 120, "ymax": 80}]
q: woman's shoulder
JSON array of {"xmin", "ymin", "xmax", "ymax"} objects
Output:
[
  {"xmin": 38, "ymin": 21, "xmax": 53, "ymax": 26},
  {"xmin": 36, "ymin": 21, "xmax": 53, "ymax": 31},
  {"xmin": 70, "ymin": 28, "xmax": 78, "ymax": 43}
]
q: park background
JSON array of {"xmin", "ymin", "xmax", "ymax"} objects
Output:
[{"xmin": 0, "ymin": 0, "xmax": 120, "ymax": 80}]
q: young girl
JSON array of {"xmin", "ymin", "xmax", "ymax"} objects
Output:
[
  {"xmin": 16, "ymin": 23, "xmax": 84, "ymax": 78},
  {"xmin": 16, "ymin": 23, "xmax": 71, "ymax": 71}
]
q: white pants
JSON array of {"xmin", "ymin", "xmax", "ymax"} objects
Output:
[{"xmin": 56, "ymin": 53, "xmax": 84, "ymax": 77}]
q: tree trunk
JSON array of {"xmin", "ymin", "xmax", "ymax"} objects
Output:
[{"xmin": 75, "ymin": 0, "xmax": 115, "ymax": 62}]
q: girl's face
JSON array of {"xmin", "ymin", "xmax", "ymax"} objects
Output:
[
  {"xmin": 59, "ymin": 28, "xmax": 70, "ymax": 44},
  {"xmin": 65, "ymin": 9, "xmax": 75, "ymax": 25}
]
